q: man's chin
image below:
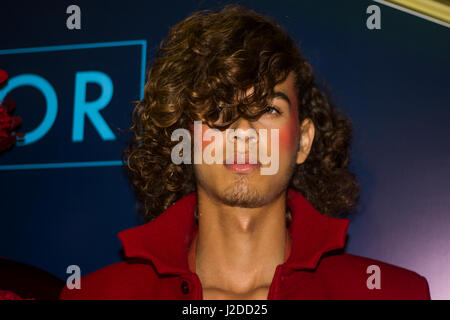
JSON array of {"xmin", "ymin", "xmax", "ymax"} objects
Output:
[{"xmin": 218, "ymin": 177, "xmax": 266, "ymax": 208}]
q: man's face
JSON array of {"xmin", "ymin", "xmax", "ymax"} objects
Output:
[{"xmin": 193, "ymin": 71, "xmax": 305, "ymax": 208}]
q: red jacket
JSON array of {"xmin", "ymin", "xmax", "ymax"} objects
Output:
[{"xmin": 59, "ymin": 189, "xmax": 430, "ymax": 300}]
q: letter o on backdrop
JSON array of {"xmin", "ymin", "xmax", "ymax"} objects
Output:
[{"xmin": 0, "ymin": 74, "xmax": 58, "ymax": 145}]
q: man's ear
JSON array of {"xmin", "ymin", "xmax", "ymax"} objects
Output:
[{"xmin": 296, "ymin": 118, "xmax": 315, "ymax": 165}]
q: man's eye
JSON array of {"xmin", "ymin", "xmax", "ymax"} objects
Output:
[{"xmin": 265, "ymin": 106, "xmax": 282, "ymax": 115}]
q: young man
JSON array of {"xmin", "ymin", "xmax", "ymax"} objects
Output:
[{"xmin": 60, "ymin": 4, "xmax": 430, "ymax": 300}]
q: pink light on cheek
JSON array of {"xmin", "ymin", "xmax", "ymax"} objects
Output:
[
  {"xmin": 201, "ymin": 124, "xmax": 220, "ymax": 149},
  {"xmin": 188, "ymin": 122, "xmax": 219, "ymax": 149},
  {"xmin": 279, "ymin": 103, "xmax": 300, "ymax": 152}
]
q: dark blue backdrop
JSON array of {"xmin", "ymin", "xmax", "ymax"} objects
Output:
[{"xmin": 0, "ymin": 0, "xmax": 449, "ymax": 299}]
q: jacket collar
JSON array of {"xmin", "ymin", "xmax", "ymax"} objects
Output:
[{"xmin": 118, "ymin": 189, "xmax": 349, "ymax": 276}]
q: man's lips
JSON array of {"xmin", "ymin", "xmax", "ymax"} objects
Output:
[
  {"xmin": 224, "ymin": 154, "xmax": 260, "ymax": 174},
  {"xmin": 224, "ymin": 163, "xmax": 260, "ymax": 174}
]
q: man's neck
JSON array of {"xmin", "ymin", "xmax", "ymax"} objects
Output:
[{"xmin": 195, "ymin": 187, "xmax": 288, "ymax": 295}]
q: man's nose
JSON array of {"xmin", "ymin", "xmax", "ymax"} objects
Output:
[{"xmin": 227, "ymin": 118, "xmax": 258, "ymax": 144}]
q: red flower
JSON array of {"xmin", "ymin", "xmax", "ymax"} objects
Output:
[
  {"xmin": 0, "ymin": 69, "xmax": 24, "ymax": 153},
  {"xmin": 0, "ymin": 69, "xmax": 8, "ymax": 84}
]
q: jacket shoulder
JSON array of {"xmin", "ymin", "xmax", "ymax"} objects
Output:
[
  {"xmin": 59, "ymin": 259, "xmax": 159, "ymax": 300},
  {"xmin": 316, "ymin": 253, "xmax": 430, "ymax": 299}
]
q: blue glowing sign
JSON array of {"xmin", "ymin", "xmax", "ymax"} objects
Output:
[{"xmin": 0, "ymin": 40, "xmax": 146, "ymax": 170}]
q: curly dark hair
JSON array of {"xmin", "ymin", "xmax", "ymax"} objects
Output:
[{"xmin": 123, "ymin": 4, "xmax": 360, "ymax": 221}]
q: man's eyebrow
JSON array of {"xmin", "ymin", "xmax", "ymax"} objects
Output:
[{"xmin": 269, "ymin": 91, "xmax": 291, "ymax": 109}]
